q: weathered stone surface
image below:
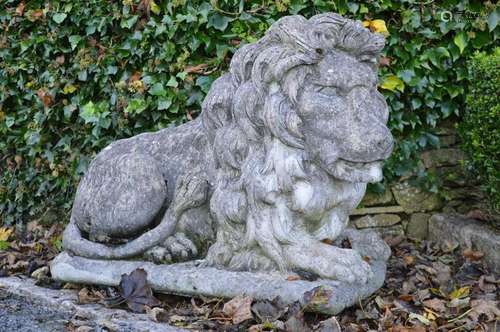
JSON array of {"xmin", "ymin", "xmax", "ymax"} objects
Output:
[
  {"xmin": 372, "ymin": 225, "xmax": 405, "ymax": 238},
  {"xmin": 429, "ymin": 214, "xmax": 500, "ymax": 274},
  {"xmin": 56, "ymin": 13, "xmax": 394, "ymax": 312},
  {"xmin": 420, "ymin": 148, "xmax": 466, "ymax": 168},
  {"xmin": 391, "ymin": 182, "xmax": 442, "ymax": 213},
  {"xmin": 351, "ymin": 205, "xmax": 405, "ymax": 215},
  {"xmin": 406, "ymin": 213, "xmax": 430, "ymax": 240},
  {"xmin": 354, "ymin": 214, "xmax": 401, "ymax": 228},
  {"xmin": 0, "ymin": 277, "xmax": 182, "ymax": 332},
  {"xmin": 360, "ymin": 190, "xmax": 394, "ymax": 207}
]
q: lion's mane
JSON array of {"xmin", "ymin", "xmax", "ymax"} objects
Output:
[{"xmin": 200, "ymin": 13, "xmax": 384, "ymax": 271}]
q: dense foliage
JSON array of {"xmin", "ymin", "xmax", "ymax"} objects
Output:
[
  {"xmin": 459, "ymin": 48, "xmax": 500, "ymax": 211},
  {"xmin": 1, "ymin": 0, "xmax": 498, "ymax": 226}
]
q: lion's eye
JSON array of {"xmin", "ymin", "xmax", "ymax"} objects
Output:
[{"xmin": 359, "ymin": 54, "xmax": 377, "ymax": 64}]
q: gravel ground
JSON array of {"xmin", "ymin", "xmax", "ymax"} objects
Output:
[{"xmin": 0, "ymin": 288, "xmax": 70, "ymax": 332}]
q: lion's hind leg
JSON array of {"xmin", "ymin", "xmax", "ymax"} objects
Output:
[{"xmin": 64, "ymin": 151, "xmax": 171, "ymax": 258}]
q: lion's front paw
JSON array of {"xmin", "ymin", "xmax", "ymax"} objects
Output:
[
  {"xmin": 284, "ymin": 243, "xmax": 373, "ymax": 284},
  {"xmin": 320, "ymin": 248, "xmax": 373, "ymax": 284}
]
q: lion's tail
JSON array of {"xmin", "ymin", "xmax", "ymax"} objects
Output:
[{"xmin": 62, "ymin": 210, "xmax": 177, "ymax": 260}]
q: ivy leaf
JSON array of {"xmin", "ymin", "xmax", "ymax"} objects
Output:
[
  {"xmin": 380, "ymin": 75, "xmax": 404, "ymax": 92},
  {"xmin": 68, "ymin": 35, "xmax": 82, "ymax": 50},
  {"xmin": 52, "ymin": 13, "xmax": 67, "ymax": 24},
  {"xmin": 487, "ymin": 8, "xmax": 499, "ymax": 32},
  {"xmin": 208, "ymin": 13, "xmax": 233, "ymax": 31},
  {"xmin": 363, "ymin": 19, "xmax": 389, "ymax": 36},
  {"xmin": 399, "ymin": 69, "xmax": 415, "ymax": 83},
  {"xmin": 149, "ymin": 83, "xmax": 166, "ymax": 97},
  {"xmin": 80, "ymin": 101, "xmax": 99, "ymax": 123},
  {"xmin": 453, "ymin": 32, "xmax": 468, "ymax": 54},
  {"xmin": 125, "ymin": 98, "xmax": 147, "ymax": 114},
  {"xmin": 157, "ymin": 97, "xmax": 172, "ymax": 110},
  {"xmin": 63, "ymin": 84, "xmax": 77, "ymax": 94},
  {"xmin": 150, "ymin": 0, "xmax": 161, "ymax": 15},
  {"xmin": 166, "ymin": 76, "xmax": 178, "ymax": 88}
]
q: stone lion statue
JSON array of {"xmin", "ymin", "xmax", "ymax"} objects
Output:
[{"xmin": 63, "ymin": 13, "xmax": 393, "ymax": 284}]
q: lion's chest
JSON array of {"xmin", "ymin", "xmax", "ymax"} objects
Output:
[{"xmin": 290, "ymin": 174, "xmax": 366, "ymax": 221}]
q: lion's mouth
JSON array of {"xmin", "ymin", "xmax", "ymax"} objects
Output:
[{"xmin": 325, "ymin": 159, "xmax": 383, "ymax": 183}]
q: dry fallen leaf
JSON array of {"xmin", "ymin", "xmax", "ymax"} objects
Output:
[
  {"xmin": 463, "ymin": 248, "xmax": 484, "ymax": 261},
  {"xmin": 31, "ymin": 266, "xmax": 49, "ymax": 280},
  {"xmin": 15, "ymin": 2, "xmax": 26, "ymax": 16},
  {"xmin": 0, "ymin": 227, "xmax": 13, "ymax": 242},
  {"xmin": 403, "ymin": 255, "xmax": 416, "ymax": 266},
  {"xmin": 251, "ymin": 297, "xmax": 287, "ymax": 323},
  {"xmin": 184, "ymin": 63, "xmax": 208, "ymax": 74},
  {"xmin": 379, "ymin": 56, "xmax": 391, "ymax": 67},
  {"xmin": 223, "ymin": 295, "xmax": 253, "ymax": 324},
  {"xmin": 78, "ymin": 287, "xmax": 104, "ymax": 304},
  {"xmin": 408, "ymin": 312, "xmax": 431, "ymax": 326},
  {"xmin": 449, "ymin": 286, "xmax": 470, "ymax": 300},
  {"xmin": 315, "ymin": 316, "xmax": 341, "ymax": 332},
  {"xmin": 468, "ymin": 299, "xmax": 500, "ymax": 322},
  {"xmin": 146, "ymin": 307, "xmax": 169, "ymax": 323},
  {"xmin": 118, "ymin": 268, "xmax": 161, "ymax": 313},
  {"xmin": 423, "ymin": 298, "xmax": 446, "ymax": 313}
]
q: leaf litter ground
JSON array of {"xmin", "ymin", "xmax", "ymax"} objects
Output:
[{"xmin": 0, "ymin": 224, "xmax": 498, "ymax": 331}]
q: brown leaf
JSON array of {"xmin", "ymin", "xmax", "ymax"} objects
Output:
[
  {"xmin": 379, "ymin": 56, "xmax": 391, "ymax": 67},
  {"xmin": 36, "ymin": 89, "xmax": 54, "ymax": 107},
  {"xmin": 223, "ymin": 295, "xmax": 253, "ymax": 324},
  {"xmin": 251, "ymin": 297, "xmax": 287, "ymax": 323},
  {"xmin": 398, "ymin": 294, "xmax": 414, "ymax": 302},
  {"xmin": 392, "ymin": 325, "xmax": 426, "ymax": 332},
  {"xmin": 184, "ymin": 63, "xmax": 208, "ymax": 74},
  {"xmin": 118, "ymin": 268, "xmax": 161, "ymax": 313},
  {"xmin": 56, "ymin": 55, "xmax": 65, "ymax": 65},
  {"xmin": 478, "ymin": 275, "xmax": 497, "ymax": 293},
  {"xmin": 468, "ymin": 299, "xmax": 500, "ymax": 322},
  {"xmin": 463, "ymin": 248, "xmax": 484, "ymax": 261},
  {"xmin": 29, "ymin": 9, "xmax": 44, "ymax": 21},
  {"xmin": 78, "ymin": 287, "xmax": 103, "ymax": 304},
  {"xmin": 15, "ymin": 2, "xmax": 26, "ymax": 16},
  {"xmin": 403, "ymin": 255, "xmax": 415, "ymax": 266},
  {"xmin": 14, "ymin": 155, "xmax": 23, "ymax": 167},
  {"xmin": 129, "ymin": 72, "xmax": 142, "ymax": 82},
  {"xmin": 423, "ymin": 298, "xmax": 446, "ymax": 313}
]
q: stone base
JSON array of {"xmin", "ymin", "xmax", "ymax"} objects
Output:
[
  {"xmin": 51, "ymin": 252, "xmax": 387, "ymax": 315},
  {"xmin": 429, "ymin": 213, "xmax": 500, "ymax": 274}
]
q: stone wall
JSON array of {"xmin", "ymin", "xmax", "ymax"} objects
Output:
[{"xmin": 351, "ymin": 122, "xmax": 488, "ymax": 240}]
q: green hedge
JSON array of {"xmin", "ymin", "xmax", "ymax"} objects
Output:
[
  {"xmin": 459, "ymin": 48, "xmax": 500, "ymax": 211},
  {"xmin": 1, "ymin": 0, "xmax": 499, "ymax": 226}
]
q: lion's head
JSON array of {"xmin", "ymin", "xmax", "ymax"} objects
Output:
[{"xmin": 201, "ymin": 13, "xmax": 393, "ymax": 271}]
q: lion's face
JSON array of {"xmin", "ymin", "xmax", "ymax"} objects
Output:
[{"xmin": 297, "ymin": 49, "xmax": 393, "ymax": 183}]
